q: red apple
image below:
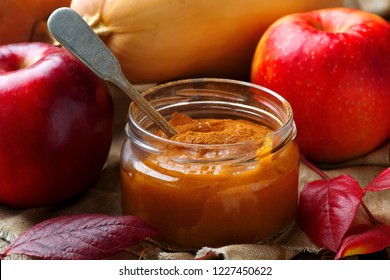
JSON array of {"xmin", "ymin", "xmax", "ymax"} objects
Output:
[
  {"xmin": 0, "ymin": 42, "xmax": 114, "ymax": 208},
  {"xmin": 251, "ymin": 8, "xmax": 390, "ymax": 163}
]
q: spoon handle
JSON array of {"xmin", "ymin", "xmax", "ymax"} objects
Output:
[{"xmin": 47, "ymin": 7, "xmax": 177, "ymax": 137}]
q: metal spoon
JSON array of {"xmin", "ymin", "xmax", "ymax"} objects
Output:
[{"xmin": 47, "ymin": 7, "xmax": 177, "ymax": 137}]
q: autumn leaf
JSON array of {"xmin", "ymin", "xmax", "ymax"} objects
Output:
[
  {"xmin": 298, "ymin": 157, "xmax": 390, "ymax": 259},
  {"xmin": 298, "ymin": 175, "xmax": 364, "ymax": 252},
  {"xmin": 335, "ymin": 223, "xmax": 390, "ymax": 259},
  {"xmin": 365, "ymin": 167, "xmax": 390, "ymax": 192},
  {"xmin": 0, "ymin": 214, "xmax": 157, "ymax": 260}
]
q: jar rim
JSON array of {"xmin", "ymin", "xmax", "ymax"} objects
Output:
[{"xmin": 127, "ymin": 78, "xmax": 295, "ymax": 150}]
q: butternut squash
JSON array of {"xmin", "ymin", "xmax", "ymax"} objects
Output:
[{"xmin": 70, "ymin": 0, "xmax": 343, "ymax": 84}]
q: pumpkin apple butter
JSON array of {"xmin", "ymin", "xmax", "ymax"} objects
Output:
[{"xmin": 120, "ymin": 112, "xmax": 299, "ymax": 249}]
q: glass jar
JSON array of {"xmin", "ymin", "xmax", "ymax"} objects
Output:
[{"xmin": 120, "ymin": 78, "xmax": 299, "ymax": 250}]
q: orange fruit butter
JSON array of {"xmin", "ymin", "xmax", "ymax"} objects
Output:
[{"xmin": 120, "ymin": 113, "xmax": 299, "ymax": 249}]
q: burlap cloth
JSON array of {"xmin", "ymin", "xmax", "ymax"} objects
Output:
[{"xmin": 1, "ymin": 87, "xmax": 390, "ymax": 260}]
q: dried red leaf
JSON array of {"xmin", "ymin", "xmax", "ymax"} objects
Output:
[
  {"xmin": 298, "ymin": 175, "xmax": 364, "ymax": 252},
  {"xmin": 365, "ymin": 167, "xmax": 390, "ymax": 192},
  {"xmin": 1, "ymin": 214, "xmax": 156, "ymax": 260},
  {"xmin": 335, "ymin": 223, "xmax": 390, "ymax": 259}
]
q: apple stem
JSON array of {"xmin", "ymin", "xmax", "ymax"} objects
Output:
[{"xmin": 300, "ymin": 155, "xmax": 331, "ymax": 181}]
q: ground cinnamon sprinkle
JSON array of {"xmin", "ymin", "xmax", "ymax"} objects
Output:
[{"xmin": 156, "ymin": 112, "xmax": 272, "ymax": 144}]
